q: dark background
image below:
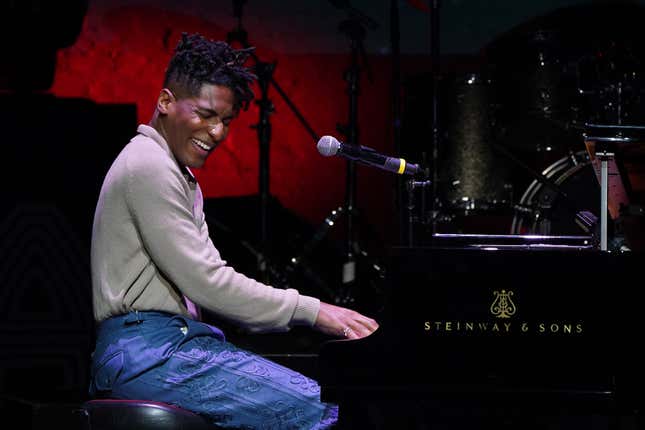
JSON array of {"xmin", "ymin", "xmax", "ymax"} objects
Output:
[{"xmin": 1, "ymin": 0, "xmax": 645, "ymax": 427}]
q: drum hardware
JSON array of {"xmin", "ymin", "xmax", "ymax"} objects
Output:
[
  {"xmin": 510, "ymin": 150, "xmax": 608, "ymax": 238},
  {"xmin": 574, "ymin": 210, "xmax": 601, "ymax": 249},
  {"xmin": 282, "ymin": 207, "xmax": 346, "ymax": 300},
  {"xmin": 574, "ymin": 210, "xmax": 598, "ymax": 234},
  {"xmin": 445, "ymin": 177, "xmax": 514, "ymax": 216},
  {"xmin": 204, "ymin": 213, "xmax": 297, "ymax": 290},
  {"xmin": 575, "ymin": 80, "xmax": 645, "ymax": 126},
  {"xmin": 596, "ymin": 148, "xmax": 613, "ymax": 251},
  {"xmin": 488, "ymin": 27, "xmax": 580, "ymax": 135},
  {"xmin": 225, "ymin": 2, "xmax": 383, "ymax": 302},
  {"xmin": 283, "ymin": 2, "xmax": 385, "ymax": 307},
  {"xmin": 512, "ymin": 203, "xmax": 536, "ymax": 215},
  {"xmin": 333, "ymin": 6, "xmax": 377, "ymax": 306},
  {"xmin": 574, "ymin": 42, "xmax": 645, "ymax": 126},
  {"xmin": 227, "ymin": 0, "xmax": 321, "ymax": 283},
  {"xmin": 617, "ymin": 204, "xmax": 645, "ymax": 251},
  {"xmin": 583, "ymin": 123, "xmax": 645, "ymax": 252},
  {"xmin": 491, "ymin": 140, "xmax": 574, "ymax": 207},
  {"xmin": 405, "ymin": 179, "xmax": 432, "ymax": 246}
]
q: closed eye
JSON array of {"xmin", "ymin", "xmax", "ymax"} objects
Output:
[
  {"xmin": 195, "ymin": 109, "xmax": 215, "ymax": 119},
  {"xmin": 194, "ymin": 107, "xmax": 235, "ymax": 126}
]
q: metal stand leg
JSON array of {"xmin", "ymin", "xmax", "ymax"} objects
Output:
[
  {"xmin": 406, "ymin": 179, "xmax": 432, "ymax": 247},
  {"xmin": 600, "ymin": 157, "xmax": 608, "ymax": 251},
  {"xmin": 598, "ymin": 151, "xmax": 613, "ymax": 252}
]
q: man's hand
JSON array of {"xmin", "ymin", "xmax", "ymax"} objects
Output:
[{"xmin": 314, "ymin": 301, "xmax": 379, "ymax": 340}]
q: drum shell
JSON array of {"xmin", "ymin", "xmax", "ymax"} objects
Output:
[{"xmin": 438, "ymin": 72, "xmax": 512, "ymax": 212}]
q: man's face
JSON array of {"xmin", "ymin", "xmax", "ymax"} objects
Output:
[{"xmin": 160, "ymin": 83, "xmax": 237, "ymax": 169}]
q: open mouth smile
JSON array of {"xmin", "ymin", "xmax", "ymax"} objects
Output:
[{"xmin": 191, "ymin": 137, "xmax": 214, "ymax": 152}]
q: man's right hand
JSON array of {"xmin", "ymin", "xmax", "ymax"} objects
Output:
[{"xmin": 314, "ymin": 301, "xmax": 379, "ymax": 340}]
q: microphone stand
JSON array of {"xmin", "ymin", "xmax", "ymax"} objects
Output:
[
  {"xmin": 396, "ymin": 0, "xmax": 441, "ymax": 247},
  {"xmin": 390, "ymin": 0, "xmax": 405, "ymax": 246}
]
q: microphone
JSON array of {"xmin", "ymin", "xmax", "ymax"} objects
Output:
[{"xmin": 317, "ymin": 135, "xmax": 421, "ymax": 176}]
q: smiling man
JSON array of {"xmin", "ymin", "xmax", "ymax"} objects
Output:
[{"xmin": 89, "ymin": 33, "xmax": 378, "ymax": 429}]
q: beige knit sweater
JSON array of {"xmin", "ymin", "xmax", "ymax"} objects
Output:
[{"xmin": 90, "ymin": 124, "xmax": 320, "ymax": 332}]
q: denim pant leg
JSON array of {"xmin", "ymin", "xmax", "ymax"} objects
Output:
[{"xmin": 90, "ymin": 312, "xmax": 338, "ymax": 429}]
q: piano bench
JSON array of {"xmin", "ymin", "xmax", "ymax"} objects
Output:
[{"xmin": 78, "ymin": 399, "xmax": 217, "ymax": 430}]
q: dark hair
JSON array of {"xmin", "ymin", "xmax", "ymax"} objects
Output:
[{"xmin": 163, "ymin": 32, "xmax": 256, "ymax": 110}]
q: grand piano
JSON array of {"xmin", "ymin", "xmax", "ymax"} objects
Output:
[{"xmin": 318, "ymin": 239, "xmax": 644, "ymax": 429}]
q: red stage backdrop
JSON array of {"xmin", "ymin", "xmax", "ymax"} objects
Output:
[{"xmin": 49, "ymin": 4, "xmax": 414, "ymax": 248}]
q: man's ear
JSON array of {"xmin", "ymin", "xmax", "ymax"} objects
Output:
[{"xmin": 157, "ymin": 88, "xmax": 173, "ymax": 115}]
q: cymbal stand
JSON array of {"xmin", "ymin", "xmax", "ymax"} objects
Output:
[
  {"xmin": 333, "ymin": 15, "xmax": 375, "ymax": 306},
  {"xmin": 227, "ymin": 0, "xmax": 320, "ymax": 282},
  {"xmin": 255, "ymin": 61, "xmax": 274, "ymax": 281},
  {"xmin": 226, "ymin": 1, "xmax": 382, "ymax": 304},
  {"xmin": 429, "ymin": 0, "xmax": 441, "ymax": 241}
]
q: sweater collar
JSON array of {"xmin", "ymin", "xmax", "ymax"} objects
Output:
[{"xmin": 136, "ymin": 124, "xmax": 197, "ymax": 184}]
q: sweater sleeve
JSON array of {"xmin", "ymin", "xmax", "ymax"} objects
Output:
[{"xmin": 124, "ymin": 150, "xmax": 320, "ymax": 332}]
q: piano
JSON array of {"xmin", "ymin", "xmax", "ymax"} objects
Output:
[{"xmin": 318, "ymin": 241, "xmax": 645, "ymax": 429}]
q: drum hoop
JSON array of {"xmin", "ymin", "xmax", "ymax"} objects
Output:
[{"xmin": 511, "ymin": 150, "xmax": 591, "ymax": 234}]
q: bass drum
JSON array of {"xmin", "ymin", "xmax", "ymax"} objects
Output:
[{"xmin": 510, "ymin": 150, "xmax": 606, "ymax": 236}]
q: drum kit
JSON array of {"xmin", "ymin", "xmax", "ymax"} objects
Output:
[{"xmin": 430, "ymin": 4, "xmax": 645, "ymax": 244}]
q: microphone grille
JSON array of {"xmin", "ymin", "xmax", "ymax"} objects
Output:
[{"xmin": 316, "ymin": 135, "xmax": 340, "ymax": 157}]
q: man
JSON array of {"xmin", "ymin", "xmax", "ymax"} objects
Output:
[{"xmin": 89, "ymin": 33, "xmax": 378, "ymax": 429}]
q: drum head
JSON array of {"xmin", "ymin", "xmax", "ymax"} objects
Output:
[{"xmin": 510, "ymin": 150, "xmax": 606, "ymax": 236}]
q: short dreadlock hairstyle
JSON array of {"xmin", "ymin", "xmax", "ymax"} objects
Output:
[{"xmin": 163, "ymin": 33, "xmax": 256, "ymax": 111}]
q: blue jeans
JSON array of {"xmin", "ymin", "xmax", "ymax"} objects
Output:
[{"xmin": 89, "ymin": 311, "xmax": 338, "ymax": 429}]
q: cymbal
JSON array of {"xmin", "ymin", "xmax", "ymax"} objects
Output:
[{"xmin": 485, "ymin": 2, "xmax": 645, "ymax": 62}]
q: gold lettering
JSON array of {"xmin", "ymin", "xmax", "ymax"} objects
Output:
[{"xmin": 426, "ymin": 320, "xmax": 584, "ymax": 335}]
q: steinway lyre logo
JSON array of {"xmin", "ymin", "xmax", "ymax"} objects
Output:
[{"xmin": 490, "ymin": 290, "xmax": 516, "ymax": 319}]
